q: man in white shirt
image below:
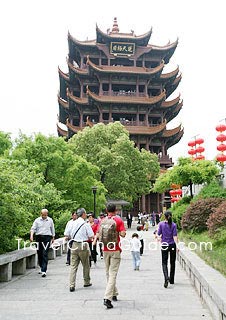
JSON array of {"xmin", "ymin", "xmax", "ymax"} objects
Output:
[
  {"xmin": 68, "ymin": 208, "xmax": 94, "ymax": 292},
  {"xmin": 64, "ymin": 211, "xmax": 77, "ymax": 265},
  {"xmin": 30, "ymin": 209, "xmax": 55, "ymax": 277}
]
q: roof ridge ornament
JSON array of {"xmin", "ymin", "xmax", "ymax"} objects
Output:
[{"xmin": 111, "ymin": 17, "xmax": 119, "ymax": 33}]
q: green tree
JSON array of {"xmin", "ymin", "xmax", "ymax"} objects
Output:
[
  {"xmin": 153, "ymin": 157, "xmax": 220, "ymax": 197},
  {"xmin": 0, "ymin": 158, "xmax": 70, "ymax": 253},
  {"xmin": 11, "ymin": 133, "xmax": 106, "ymax": 212},
  {"xmin": 0, "ymin": 131, "xmax": 12, "ymax": 155},
  {"xmin": 69, "ymin": 122, "xmax": 160, "ymax": 202}
]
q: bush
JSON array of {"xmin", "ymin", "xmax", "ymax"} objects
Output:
[
  {"xmin": 172, "ymin": 203, "xmax": 190, "ymax": 230},
  {"xmin": 195, "ymin": 180, "xmax": 226, "ymax": 199},
  {"xmin": 181, "ymin": 198, "xmax": 224, "ymax": 232},
  {"xmin": 207, "ymin": 201, "xmax": 226, "ymax": 236}
]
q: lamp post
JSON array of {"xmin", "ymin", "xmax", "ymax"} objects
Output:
[{"xmin": 91, "ymin": 186, "xmax": 97, "ymax": 217}]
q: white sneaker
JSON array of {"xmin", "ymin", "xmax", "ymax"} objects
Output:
[
  {"xmin": 38, "ymin": 269, "xmax": 42, "ymax": 274},
  {"xmin": 41, "ymin": 272, "xmax": 46, "ymax": 277}
]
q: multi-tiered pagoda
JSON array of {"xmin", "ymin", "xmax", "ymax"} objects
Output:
[{"xmin": 57, "ymin": 18, "xmax": 184, "ymax": 213}]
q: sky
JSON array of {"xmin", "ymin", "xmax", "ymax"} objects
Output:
[{"xmin": 0, "ymin": 0, "xmax": 226, "ymax": 163}]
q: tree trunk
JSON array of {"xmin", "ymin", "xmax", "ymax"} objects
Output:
[{"xmin": 189, "ymin": 180, "xmax": 193, "ymax": 198}]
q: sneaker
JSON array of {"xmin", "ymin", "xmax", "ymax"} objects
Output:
[
  {"xmin": 38, "ymin": 269, "xmax": 42, "ymax": 274},
  {"xmin": 112, "ymin": 296, "xmax": 118, "ymax": 301},
  {"xmin": 136, "ymin": 266, "xmax": 140, "ymax": 271},
  {"xmin": 41, "ymin": 272, "xmax": 46, "ymax": 278},
  {"xmin": 104, "ymin": 299, "xmax": 113, "ymax": 309},
  {"xmin": 100, "ymin": 256, "xmax": 103, "ymax": 259},
  {"xmin": 69, "ymin": 287, "xmax": 75, "ymax": 292}
]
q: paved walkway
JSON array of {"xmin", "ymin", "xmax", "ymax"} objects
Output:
[{"xmin": 0, "ymin": 225, "xmax": 213, "ymax": 320}]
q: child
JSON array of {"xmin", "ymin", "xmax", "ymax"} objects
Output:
[{"xmin": 130, "ymin": 233, "xmax": 141, "ymax": 270}]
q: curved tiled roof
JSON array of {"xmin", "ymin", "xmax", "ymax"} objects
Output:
[
  {"xmin": 125, "ymin": 121, "xmax": 166, "ymax": 135},
  {"xmin": 58, "ymin": 67, "xmax": 69, "ymax": 81},
  {"xmin": 150, "ymin": 39, "xmax": 178, "ymax": 52},
  {"xmin": 166, "ymin": 128, "xmax": 184, "ymax": 149},
  {"xmin": 96, "ymin": 24, "xmax": 152, "ymax": 46},
  {"xmin": 87, "ymin": 88, "xmax": 166, "ymax": 105},
  {"xmin": 87, "ymin": 57, "xmax": 164, "ymax": 76},
  {"xmin": 165, "ymin": 101, "xmax": 183, "ymax": 122},
  {"xmin": 65, "ymin": 119, "xmax": 166, "ymax": 136},
  {"xmin": 66, "ymin": 119, "xmax": 84, "ymax": 133},
  {"xmin": 161, "ymin": 95, "xmax": 180, "ymax": 108},
  {"xmin": 172, "ymin": 74, "xmax": 182, "ymax": 86},
  {"xmin": 165, "ymin": 74, "xmax": 182, "ymax": 99},
  {"xmin": 162, "ymin": 124, "xmax": 182, "ymax": 138},
  {"xmin": 58, "ymin": 96, "xmax": 69, "ymax": 109},
  {"xmin": 67, "ymin": 90, "xmax": 88, "ymax": 105},
  {"xmin": 57, "ymin": 123, "xmax": 68, "ymax": 137},
  {"xmin": 160, "ymin": 66, "xmax": 179, "ymax": 80},
  {"xmin": 68, "ymin": 60, "xmax": 88, "ymax": 75},
  {"xmin": 68, "ymin": 32, "xmax": 96, "ymax": 46}
]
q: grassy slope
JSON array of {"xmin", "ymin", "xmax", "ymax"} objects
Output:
[{"xmin": 179, "ymin": 231, "xmax": 226, "ymax": 278}]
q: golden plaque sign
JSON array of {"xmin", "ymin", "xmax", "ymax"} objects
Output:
[{"xmin": 110, "ymin": 42, "xmax": 135, "ymax": 55}]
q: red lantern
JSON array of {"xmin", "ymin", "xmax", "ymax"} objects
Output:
[
  {"xmin": 195, "ymin": 138, "xmax": 204, "ymax": 145},
  {"xmin": 216, "ymin": 134, "xmax": 226, "ymax": 142},
  {"xmin": 195, "ymin": 146, "xmax": 205, "ymax": 153},
  {"xmin": 216, "ymin": 124, "xmax": 226, "ymax": 132},
  {"xmin": 174, "ymin": 189, "xmax": 182, "ymax": 196},
  {"xmin": 171, "ymin": 197, "xmax": 179, "ymax": 203},
  {"xmin": 216, "ymin": 154, "xmax": 226, "ymax": 162},
  {"xmin": 195, "ymin": 155, "xmax": 205, "ymax": 160},
  {"xmin": 169, "ymin": 190, "xmax": 177, "ymax": 197},
  {"xmin": 188, "ymin": 141, "xmax": 196, "ymax": 147},
  {"xmin": 188, "ymin": 149, "xmax": 197, "ymax": 155},
  {"xmin": 217, "ymin": 144, "xmax": 226, "ymax": 152}
]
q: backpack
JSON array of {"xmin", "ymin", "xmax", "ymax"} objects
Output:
[{"xmin": 99, "ymin": 217, "xmax": 118, "ymax": 248}]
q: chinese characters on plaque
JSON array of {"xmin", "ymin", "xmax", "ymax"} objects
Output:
[{"xmin": 110, "ymin": 42, "xmax": 135, "ymax": 55}]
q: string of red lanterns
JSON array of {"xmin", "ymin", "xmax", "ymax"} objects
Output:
[
  {"xmin": 169, "ymin": 188, "xmax": 182, "ymax": 203},
  {"xmin": 187, "ymin": 137, "xmax": 205, "ymax": 160},
  {"xmin": 216, "ymin": 124, "xmax": 226, "ymax": 162}
]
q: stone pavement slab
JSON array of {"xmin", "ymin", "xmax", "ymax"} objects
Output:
[{"xmin": 0, "ymin": 225, "xmax": 213, "ymax": 320}]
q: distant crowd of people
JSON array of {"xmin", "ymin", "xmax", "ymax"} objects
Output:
[{"xmin": 30, "ymin": 206, "xmax": 178, "ymax": 308}]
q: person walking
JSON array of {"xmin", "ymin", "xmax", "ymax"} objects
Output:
[
  {"xmin": 98, "ymin": 212, "xmax": 106, "ymax": 259},
  {"xmin": 126, "ymin": 211, "xmax": 133, "ymax": 229},
  {"xmin": 157, "ymin": 210, "xmax": 178, "ymax": 288},
  {"xmin": 136, "ymin": 225, "xmax": 144, "ymax": 255},
  {"xmin": 130, "ymin": 233, "xmax": 141, "ymax": 270},
  {"xmin": 155, "ymin": 212, "xmax": 160, "ymax": 225},
  {"xmin": 30, "ymin": 208, "xmax": 55, "ymax": 278},
  {"xmin": 98, "ymin": 203, "xmax": 126, "ymax": 309},
  {"xmin": 67, "ymin": 208, "xmax": 94, "ymax": 292},
  {"xmin": 87, "ymin": 212, "xmax": 99, "ymax": 266},
  {"xmin": 64, "ymin": 211, "xmax": 77, "ymax": 265}
]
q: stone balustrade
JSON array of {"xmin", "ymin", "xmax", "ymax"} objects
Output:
[
  {"xmin": 178, "ymin": 246, "xmax": 226, "ymax": 320},
  {"xmin": 0, "ymin": 237, "xmax": 67, "ymax": 282}
]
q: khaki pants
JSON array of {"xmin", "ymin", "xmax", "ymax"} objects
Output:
[
  {"xmin": 103, "ymin": 250, "xmax": 121, "ymax": 300},
  {"xmin": 69, "ymin": 242, "xmax": 91, "ymax": 288}
]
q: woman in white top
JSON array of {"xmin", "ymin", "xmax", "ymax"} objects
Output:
[{"xmin": 130, "ymin": 233, "xmax": 141, "ymax": 270}]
